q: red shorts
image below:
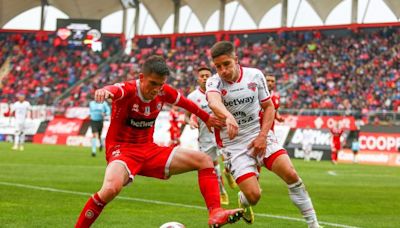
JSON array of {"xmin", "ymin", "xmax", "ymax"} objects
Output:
[{"xmin": 106, "ymin": 143, "xmax": 177, "ymax": 181}]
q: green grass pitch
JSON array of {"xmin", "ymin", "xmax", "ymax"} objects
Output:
[{"xmin": 0, "ymin": 142, "xmax": 399, "ymax": 227}]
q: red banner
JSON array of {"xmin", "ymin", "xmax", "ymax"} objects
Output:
[
  {"xmin": 278, "ymin": 115, "xmax": 357, "ymax": 130},
  {"xmin": 359, "ymin": 132, "xmax": 400, "ymax": 153},
  {"xmin": 45, "ymin": 117, "xmax": 85, "ymax": 135}
]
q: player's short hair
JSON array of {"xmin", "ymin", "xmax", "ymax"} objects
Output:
[
  {"xmin": 210, "ymin": 41, "xmax": 235, "ymax": 59},
  {"xmin": 197, "ymin": 65, "xmax": 212, "ymax": 73},
  {"xmin": 142, "ymin": 55, "xmax": 170, "ymax": 77}
]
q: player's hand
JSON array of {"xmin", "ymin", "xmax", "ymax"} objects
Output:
[
  {"xmin": 206, "ymin": 114, "xmax": 225, "ymax": 133},
  {"xmin": 248, "ymin": 134, "xmax": 267, "ymax": 158},
  {"xmin": 189, "ymin": 114, "xmax": 199, "ymax": 129},
  {"xmin": 276, "ymin": 114, "xmax": 285, "ymax": 122},
  {"xmin": 95, "ymin": 89, "xmax": 114, "ymax": 103},
  {"xmin": 226, "ymin": 114, "xmax": 238, "ymax": 140}
]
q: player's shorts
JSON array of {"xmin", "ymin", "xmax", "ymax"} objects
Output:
[
  {"xmin": 14, "ymin": 121, "xmax": 25, "ymax": 134},
  {"xmin": 90, "ymin": 120, "xmax": 103, "ymax": 134},
  {"xmin": 222, "ymin": 130, "xmax": 286, "ymax": 182},
  {"xmin": 199, "ymin": 144, "xmax": 219, "ymax": 161},
  {"xmin": 106, "ymin": 143, "xmax": 178, "ymax": 185}
]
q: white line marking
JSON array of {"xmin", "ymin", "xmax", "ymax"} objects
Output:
[
  {"xmin": 0, "ymin": 181, "xmax": 361, "ymax": 228},
  {"xmin": 327, "ymin": 170, "xmax": 338, "ymax": 176}
]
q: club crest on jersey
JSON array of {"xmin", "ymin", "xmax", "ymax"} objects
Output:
[
  {"xmin": 111, "ymin": 149, "xmax": 121, "ymax": 157},
  {"xmin": 144, "ymin": 106, "xmax": 151, "ymax": 116},
  {"xmin": 247, "ymin": 82, "xmax": 257, "ymax": 91},
  {"xmin": 132, "ymin": 104, "xmax": 139, "ymax": 112},
  {"xmin": 221, "ymin": 89, "xmax": 227, "ymax": 96}
]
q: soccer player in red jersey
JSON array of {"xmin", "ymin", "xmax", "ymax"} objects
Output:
[
  {"xmin": 330, "ymin": 123, "xmax": 343, "ymax": 164},
  {"xmin": 169, "ymin": 105, "xmax": 183, "ymax": 146},
  {"xmin": 75, "ymin": 56, "xmax": 243, "ymax": 228}
]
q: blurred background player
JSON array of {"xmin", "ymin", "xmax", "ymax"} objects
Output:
[
  {"xmin": 330, "ymin": 123, "xmax": 343, "ymax": 164},
  {"xmin": 169, "ymin": 105, "xmax": 184, "ymax": 146},
  {"xmin": 302, "ymin": 126, "xmax": 313, "ymax": 162},
  {"xmin": 186, "ymin": 66, "xmax": 229, "ymax": 205},
  {"xmin": 89, "ymin": 97, "xmax": 111, "ymax": 157},
  {"xmin": 207, "ymin": 41, "xmax": 320, "ymax": 228},
  {"xmin": 10, "ymin": 93, "xmax": 31, "ymax": 151},
  {"xmin": 75, "ymin": 56, "xmax": 243, "ymax": 228},
  {"xmin": 265, "ymin": 74, "xmax": 284, "ymax": 123},
  {"xmin": 351, "ymin": 137, "xmax": 360, "ymax": 163}
]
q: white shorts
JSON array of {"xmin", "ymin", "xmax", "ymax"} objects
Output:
[
  {"xmin": 14, "ymin": 121, "xmax": 25, "ymax": 134},
  {"xmin": 199, "ymin": 144, "xmax": 220, "ymax": 161},
  {"xmin": 222, "ymin": 130, "xmax": 285, "ymax": 181}
]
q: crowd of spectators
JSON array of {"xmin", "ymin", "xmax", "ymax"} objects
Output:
[{"xmin": 1, "ymin": 27, "xmax": 399, "ymax": 115}]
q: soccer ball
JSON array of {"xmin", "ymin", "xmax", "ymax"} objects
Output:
[{"xmin": 159, "ymin": 221, "xmax": 185, "ymax": 228}]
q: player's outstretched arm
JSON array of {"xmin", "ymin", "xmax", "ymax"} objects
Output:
[
  {"xmin": 94, "ymin": 89, "xmax": 114, "ymax": 103},
  {"xmin": 207, "ymin": 91, "xmax": 238, "ymax": 140}
]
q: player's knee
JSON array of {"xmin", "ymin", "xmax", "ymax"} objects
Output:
[
  {"xmin": 196, "ymin": 153, "xmax": 213, "ymax": 169},
  {"xmin": 285, "ymin": 170, "xmax": 300, "ymax": 184},
  {"xmin": 100, "ymin": 183, "xmax": 122, "ymax": 199},
  {"xmin": 246, "ymin": 190, "xmax": 261, "ymax": 205}
]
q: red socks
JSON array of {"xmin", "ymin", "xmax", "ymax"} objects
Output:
[
  {"xmin": 75, "ymin": 193, "xmax": 106, "ymax": 228},
  {"xmin": 198, "ymin": 168, "xmax": 221, "ymax": 213}
]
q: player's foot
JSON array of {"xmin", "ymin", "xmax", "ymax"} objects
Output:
[
  {"xmin": 331, "ymin": 160, "xmax": 337, "ymax": 165},
  {"xmin": 238, "ymin": 192, "xmax": 254, "ymax": 224},
  {"xmin": 99, "ymin": 144, "xmax": 103, "ymax": 152},
  {"xmin": 223, "ymin": 169, "xmax": 236, "ymax": 189},
  {"xmin": 12, "ymin": 145, "xmax": 18, "ymax": 150},
  {"xmin": 220, "ymin": 192, "xmax": 229, "ymax": 205},
  {"xmin": 208, "ymin": 208, "xmax": 243, "ymax": 227},
  {"xmin": 91, "ymin": 152, "xmax": 96, "ymax": 157},
  {"xmin": 19, "ymin": 146, "xmax": 24, "ymax": 151}
]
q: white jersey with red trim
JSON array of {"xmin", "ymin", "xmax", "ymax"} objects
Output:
[
  {"xmin": 187, "ymin": 88, "xmax": 216, "ymax": 150},
  {"xmin": 206, "ymin": 66, "xmax": 270, "ymax": 148}
]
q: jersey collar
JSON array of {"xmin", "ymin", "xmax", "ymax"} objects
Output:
[{"xmin": 136, "ymin": 80, "xmax": 152, "ymax": 103}]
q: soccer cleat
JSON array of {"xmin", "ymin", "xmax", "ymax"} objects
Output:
[
  {"xmin": 208, "ymin": 208, "xmax": 243, "ymax": 227},
  {"xmin": 19, "ymin": 146, "xmax": 24, "ymax": 151},
  {"xmin": 220, "ymin": 192, "xmax": 229, "ymax": 205},
  {"xmin": 308, "ymin": 221, "xmax": 323, "ymax": 228},
  {"xmin": 12, "ymin": 145, "xmax": 18, "ymax": 150},
  {"xmin": 91, "ymin": 152, "xmax": 96, "ymax": 157},
  {"xmin": 223, "ymin": 169, "xmax": 237, "ymax": 189},
  {"xmin": 238, "ymin": 192, "xmax": 254, "ymax": 224},
  {"xmin": 99, "ymin": 144, "xmax": 103, "ymax": 152}
]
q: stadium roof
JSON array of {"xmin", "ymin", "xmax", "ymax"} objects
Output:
[{"xmin": 1, "ymin": 0, "xmax": 400, "ymax": 30}]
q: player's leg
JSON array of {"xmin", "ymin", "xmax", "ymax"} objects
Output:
[
  {"xmin": 75, "ymin": 162, "xmax": 130, "ymax": 228},
  {"xmin": 19, "ymin": 129, "xmax": 25, "ymax": 151},
  {"xmin": 169, "ymin": 147, "xmax": 243, "ymax": 227},
  {"xmin": 98, "ymin": 122, "xmax": 104, "ymax": 152},
  {"xmin": 267, "ymin": 153, "xmax": 320, "ymax": 228},
  {"xmin": 220, "ymin": 153, "xmax": 237, "ymax": 189},
  {"xmin": 331, "ymin": 147, "xmax": 337, "ymax": 164},
  {"xmin": 236, "ymin": 174, "xmax": 260, "ymax": 224},
  {"xmin": 207, "ymin": 147, "xmax": 229, "ymax": 205},
  {"xmin": 13, "ymin": 123, "xmax": 22, "ymax": 150}
]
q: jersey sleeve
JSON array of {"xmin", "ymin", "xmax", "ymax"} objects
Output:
[
  {"xmin": 103, "ymin": 82, "xmax": 131, "ymax": 101},
  {"xmin": 163, "ymin": 84, "xmax": 181, "ymax": 104},
  {"xmin": 256, "ymin": 71, "xmax": 271, "ymax": 103},
  {"xmin": 205, "ymin": 76, "xmax": 222, "ymax": 94}
]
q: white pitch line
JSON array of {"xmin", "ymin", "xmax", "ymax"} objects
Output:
[
  {"xmin": 328, "ymin": 170, "xmax": 338, "ymax": 176},
  {"xmin": 0, "ymin": 181, "xmax": 361, "ymax": 228}
]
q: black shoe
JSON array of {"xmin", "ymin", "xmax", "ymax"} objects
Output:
[
  {"xmin": 99, "ymin": 144, "xmax": 103, "ymax": 152},
  {"xmin": 91, "ymin": 152, "xmax": 96, "ymax": 157}
]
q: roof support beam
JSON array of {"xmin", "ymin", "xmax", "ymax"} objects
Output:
[
  {"xmin": 173, "ymin": 0, "xmax": 180, "ymax": 33},
  {"xmin": 40, "ymin": 0, "xmax": 49, "ymax": 30},
  {"xmin": 351, "ymin": 0, "xmax": 358, "ymax": 23},
  {"xmin": 219, "ymin": 0, "xmax": 226, "ymax": 30},
  {"xmin": 281, "ymin": 0, "xmax": 288, "ymax": 27}
]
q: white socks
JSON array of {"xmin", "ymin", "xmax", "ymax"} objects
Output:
[
  {"xmin": 238, "ymin": 191, "xmax": 250, "ymax": 207},
  {"xmin": 288, "ymin": 179, "xmax": 319, "ymax": 226}
]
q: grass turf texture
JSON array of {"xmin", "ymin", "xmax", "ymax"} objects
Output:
[{"xmin": 0, "ymin": 142, "xmax": 399, "ymax": 227}]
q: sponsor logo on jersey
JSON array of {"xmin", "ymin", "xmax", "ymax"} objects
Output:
[
  {"xmin": 247, "ymin": 82, "xmax": 257, "ymax": 91},
  {"xmin": 127, "ymin": 118, "xmax": 156, "ymax": 128},
  {"xmin": 223, "ymin": 96, "xmax": 255, "ymax": 107}
]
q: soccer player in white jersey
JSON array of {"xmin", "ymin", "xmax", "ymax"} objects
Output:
[
  {"xmin": 206, "ymin": 41, "xmax": 320, "ymax": 228},
  {"xmin": 10, "ymin": 94, "xmax": 31, "ymax": 151},
  {"xmin": 186, "ymin": 66, "xmax": 230, "ymax": 205}
]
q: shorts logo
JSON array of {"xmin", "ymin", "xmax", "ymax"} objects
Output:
[
  {"xmin": 221, "ymin": 89, "xmax": 227, "ymax": 96},
  {"xmin": 247, "ymin": 82, "xmax": 257, "ymax": 91},
  {"xmin": 85, "ymin": 210, "xmax": 94, "ymax": 219},
  {"xmin": 112, "ymin": 149, "xmax": 121, "ymax": 157}
]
